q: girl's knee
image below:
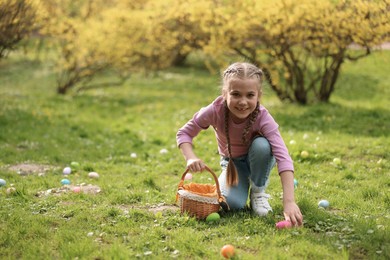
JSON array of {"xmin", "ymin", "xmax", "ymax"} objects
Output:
[
  {"xmin": 220, "ymin": 181, "xmax": 248, "ymax": 210},
  {"xmin": 226, "ymin": 196, "xmax": 247, "ymax": 210},
  {"xmin": 249, "ymin": 137, "xmax": 272, "ymax": 155}
]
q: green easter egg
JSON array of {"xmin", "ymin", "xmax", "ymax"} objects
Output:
[
  {"xmin": 206, "ymin": 212, "xmax": 220, "ymax": 222},
  {"xmin": 70, "ymin": 161, "xmax": 80, "ymax": 170}
]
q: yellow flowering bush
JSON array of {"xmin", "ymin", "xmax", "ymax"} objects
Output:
[
  {"xmin": 202, "ymin": 0, "xmax": 390, "ymax": 103},
  {"xmin": 0, "ymin": 0, "xmax": 43, "ymax": 59},
  {"xmin": 39, "ymin": 0, "xmax": 195, "ymax": 93},
  {"xmin": 8, "ymin": 0, "xmax": 388, "ymax": 99}
]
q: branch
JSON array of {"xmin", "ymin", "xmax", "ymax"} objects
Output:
[
  {"xmin": 307, "ymin": 73, "xmax": 322, "ymax": 97},
  {"xmin": 75, "ymin": 76, "xmax": 129, "ymax": 93},
  {"xmin": 345, "ymin": 47, "xmax": 371, "ymax": 61},
  {"xmin": 232, "ymin": 47, "xmax": 256, "ymax": 64}
]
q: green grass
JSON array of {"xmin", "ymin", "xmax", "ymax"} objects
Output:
[{"xmin": 0, "ymin": 50, "xmax": 389, "ymax": 259}]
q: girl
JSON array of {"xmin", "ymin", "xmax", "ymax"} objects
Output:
[{"xmin": 176, "ymin": 62, "xmax": 303, "ymax": 226}]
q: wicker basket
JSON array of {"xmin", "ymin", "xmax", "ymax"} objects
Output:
[{"xmin": 176, "ymin": 166, "xmax": 228, "ymax": 220}]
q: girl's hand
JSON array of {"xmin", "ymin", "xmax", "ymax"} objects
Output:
[
  {"xmin": 186, "ymin": 158, "xmax": 205, "ymax": 173},
  {"xmin": 283, "ymin": 201, "xmax": 303, "ymax": 227}
]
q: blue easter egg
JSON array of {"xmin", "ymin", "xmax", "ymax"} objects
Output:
[
  {"xmin": 293, "ymin": 179, "xmax": 298, "ymax": 188},
  {"xmin": 61, "ymin": 179, "xmax": 71, "ymax": 185},
  {"xmin": 0, "ymin": 179, "xmax": 6, "ymax": 187},
  {"xmin": 318, "ymin": 199, "xmax": 330, "ymax": 209}
]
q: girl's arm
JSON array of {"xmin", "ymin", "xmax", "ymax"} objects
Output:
[
  {"xmin": 179, "ymin": 142, "xmax": 206, "ymax": 172},
  {"xmin": 280, "ymin": 170, "xmax": 303, "ymax": 226}
]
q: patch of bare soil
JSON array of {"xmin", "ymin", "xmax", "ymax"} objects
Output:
[
  {"xmin": 348, "ymin": 42, "xmax": 390, "ymax": 50},
  {"xmin": 8, "ymin": 163, "xmax": 58, "ymax": 176},
  {"xmin": 36, "ymin": 184, "xmax": 101, "ymax": 197},
  {"xmin": 118, "ymin": 203, "xmax": 179, "ymax": 214},
  {"xmin": 147, "ymin": 204, "xmax": 179, "ymax": 214}
]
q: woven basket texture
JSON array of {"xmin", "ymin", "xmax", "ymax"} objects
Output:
[{"xmin": 176, "ymin": 166, "xmax": 224, "ymax": 220}]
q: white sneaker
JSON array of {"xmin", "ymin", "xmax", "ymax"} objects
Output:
[{"xmin": 250, "ymin": 192, "xmax": 272, "ymax": 216}]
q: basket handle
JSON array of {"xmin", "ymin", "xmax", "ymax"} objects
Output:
[{"xmin": 177, "ymin": 166, "xmax": 230, "ymax": 211}]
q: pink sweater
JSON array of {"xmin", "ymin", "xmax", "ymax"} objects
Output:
[{"xmin": 176, "ymin": 96, "xmax": 294, "ymax": 174}]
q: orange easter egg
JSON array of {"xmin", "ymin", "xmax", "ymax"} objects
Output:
[{"xmin": 220, "ymin": 244, "xmax": 235, "ymax": 259}]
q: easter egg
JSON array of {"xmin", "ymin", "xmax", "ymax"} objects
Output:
[
  {"xmin": 73, "ymin": 186, "xmax": 81, "ymax": 193},
  {"xmin": 276, "ymin": 220, "xmax": 292, "ymax": 229},
  {"xmin": 61, "ymin": 179, "xmax": 71, "ymax": 185},
  {"xmin": 184, "ymin": 173, "xmax": 192, "ymax": 180},
  {"xmin": 63, "ymin": 167, "xmax": 72, "ymax": 175},
  {"xmin": 333, "ymin": 158, "xmax": 341, "ymax": 165},
  {"xmin": 300, "ymin": 150, "xmax": 309, "ymax": 158},
  {"xmin": 220, "ymin": 244, "xmax": 235, "ymax": 259},
  {"xmin": 159, "ymin": 148, "xmax": 168, "ymax": 154},
  {"xmin": 88, "ymin": 172, "xmax": 99, "ymax": 179},
  {"xmin": 206, "ymin": 212, "xmax": 220, "ymax": 222},
  {"xmin": 70, "ymin": 162, "xmax": 80, "ymax": 170},
  {"xmin": 6, "ymin": 187, "xmax": 16, "ymax": 195},
  {"xmin": 0, "ymin": 179, "xmax": 6, "ymax": 187},
  {"xmin": 318, "ymin": 199, "xmax": 330, "ymax": 209}
]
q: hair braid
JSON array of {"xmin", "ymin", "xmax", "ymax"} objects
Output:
[
  {"xmin": 224, "ymin": 101, "xmax": 238, "ymax": 186},
  {"xmin": 242, "ymin": 102, "xmax": 260, "ymax": 144}
]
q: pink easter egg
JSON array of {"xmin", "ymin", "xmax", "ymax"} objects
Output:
[
  {"xmin": 73, "ymin": 187, "xmax": 81, "ymax": 193},
  {"xmin": 184, "ymin": 173, "xmax": 192, "ymax": 180},
  {"xmin": 276, "ymin": 220, "xmax": 292, "ymax": 229}
]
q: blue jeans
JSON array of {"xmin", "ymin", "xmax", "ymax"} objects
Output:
[{"xmin": 218, "ymin": 137, "xmax": 276, "ymax": 210}]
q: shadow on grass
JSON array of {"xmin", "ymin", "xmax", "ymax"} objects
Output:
[
  {"xmin": 335, "ymin": 72, "xmax": 380, "ymax": 102},
  {"xmin": 0, "ymin": 106, "xmax": 144, "ymax": 164},
  {"xmin": 273, "ymin": 102, "xmax": 389, "ymax": 137}
]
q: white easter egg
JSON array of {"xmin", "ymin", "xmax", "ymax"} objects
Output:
[
  {"xmin": 63, "ymin": 167, "xmax": 72, "ymax": 175},
  {"xmin": 318, "ymin": 199, "xmax": 330, "ymax": 209},
  {"xmin": 88, "ymin": 172, "xmax": 99, "ymax": 179}
]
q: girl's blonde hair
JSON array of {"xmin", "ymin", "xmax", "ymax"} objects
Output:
[
  {"xmin": 222, "ymin": 62, "xmax": 264, "ymax": 186},
  {"xmin": 222, "ymin": 62, "xmax": 264, "ymax": 93}
]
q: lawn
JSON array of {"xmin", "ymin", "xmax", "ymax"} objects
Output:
[{"xmin": 0, "ymin": 49, "xmax": 389, "ymax": 259}]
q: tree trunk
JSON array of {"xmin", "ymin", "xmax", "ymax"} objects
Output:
[
  {"xmin": 319, "ymin": 54, "xmax": 344, "ymax": 102},
  {"xmin": 262, "ymin": 67, "xmax": 293, "ymax": 102},
  {"xmin": 57, "ymin": 86, "xmax": 68, "ymax": 95},
  {"xmin": 293, "ymin": 66, "xmax": 307, "ymax": 104},
  {"xmin": 57, "ymin": 76, "xmax": 77, "ymax": 95},
  {"xmin": 171, "ymin": 52, "xmax": 188, "ymax": 67}
]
